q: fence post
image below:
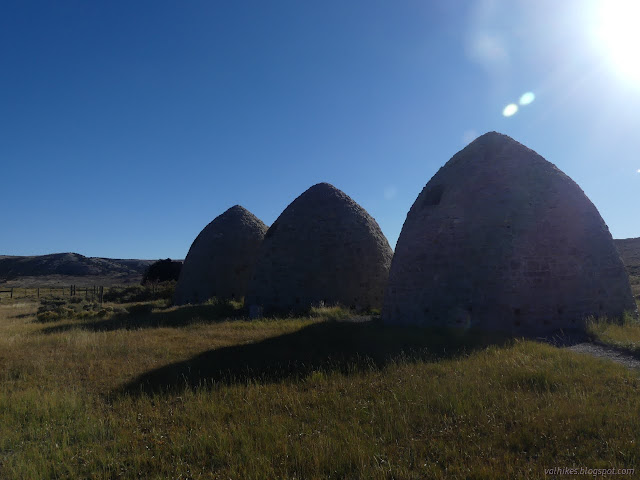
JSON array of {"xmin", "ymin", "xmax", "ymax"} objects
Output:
[
  {"xmin": 10, "ymin": 288, "xmax": 13, "ymax": 299},
  {"xmin": 37, "ymin": 288, "xmax": 40, "ymax": 299}
]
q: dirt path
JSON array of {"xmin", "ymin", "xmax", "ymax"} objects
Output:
[
  {"xmin": 539, "ymin": 331, "xmax": 640, "ymax": 370},
  {"xmin": 566, "ymin": 342, "xmax": 640, "ymax": 370}
]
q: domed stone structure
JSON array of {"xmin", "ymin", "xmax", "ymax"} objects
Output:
[
  {"xmin": 383, "ymin": 132, "xmax": 637, "ymax": 335},
  {"xmin": 173, "ymin": 205, "xmax": 267, "ymax": 305},
  {"xmin": 246, "ymin": 183, "xmax": 393, "ymax": 316}
]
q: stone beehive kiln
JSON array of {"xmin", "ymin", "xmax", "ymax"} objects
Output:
[
  {"xmin": 173, "ymin": 205, "xmax": 267, "ymax": 305},
  {"xmin": 246, "ymin": 182, "xmax": 393, "ymax": 315},
  {"xmin": 383, "ymin": 132, "xmax": 637, "ymax": 335}
]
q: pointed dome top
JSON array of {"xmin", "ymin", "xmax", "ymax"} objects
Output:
[
  {"xmin": 422, "ymin": 131, "xmax": 568, "ymax": 199},
  {"xmin": 455, "ymin": 131, "xmax": 540, "ymax": 161},
  {"xmin": 307, "ymin": 182, "xmax": 336, "ymax": 190},
  {"xmin": 263, "ymin": 182, "xmax": 372, "ymax": 238},
  {"xmin": 190, "ymin": 205, "xmax": 267, "ymax": 247},
  {"xmin": 472, "ymin": 130, "xmax": 510, "ymax": 143},
  {"xmin": 218, "ymin": 204, "xmax": 256, "ymax": 220},
  {"xmin": 226, "ymin": 204, "xmax": 247, "ymax": 212},
  {"xmin": 293, "ymin": 182, "xmax": 351, "ymax": 203}
]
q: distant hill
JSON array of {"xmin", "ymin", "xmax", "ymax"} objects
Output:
[
  {"xmin": 0, "ymin": 240, "xmax": 637, "ymax": 291},
  {"xmin": 614, "ymin": 238, "xmax": 640, "ymax": 278},
  {"xmin": 0, "ymin": 253, "xmax": 157, "ymax": 287},
  {"xmin": 614, "ymin": 238, "xmax": 640, "ymax": 299}
]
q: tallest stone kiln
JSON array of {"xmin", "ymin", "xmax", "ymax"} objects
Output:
[{"xmin": 383, "ymin": 132, "xmax": 636, "ymax": 335}]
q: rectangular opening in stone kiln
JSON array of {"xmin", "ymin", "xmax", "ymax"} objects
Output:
[{"xmin": 421, "ymin": 184, "xmax": 444, "ymax": 207}]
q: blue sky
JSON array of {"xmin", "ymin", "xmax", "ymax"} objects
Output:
[{"xmin": 2, "ymin": 0, "xmax": 638, "ymax": 259}]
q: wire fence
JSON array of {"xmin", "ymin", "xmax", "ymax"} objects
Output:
[{"xmin": 0, "ymin": 285, "xmax": 105, "ymax": 303}]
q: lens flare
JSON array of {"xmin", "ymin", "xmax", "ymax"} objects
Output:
[
  {"xmin": 502, "ymin": 104, "xmax": 518, "ymax": 117},
  {"xmin": 383, "ymin": 185, "xmax": 398, "ymax": 200},
  {"xmin": 519, "ymin": 92, "xmax": 535, "ymax": 105}
]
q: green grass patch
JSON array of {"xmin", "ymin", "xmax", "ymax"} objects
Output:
[
  {"xmin": 1, "ymin": 301, "xmax": 639, "ymax": 478},
  {"xmin": 587, "ymin": 312, "xmax": 640, "ymax": 353},
  {"xmin": 309, "ymin": 305, "xmax": 354, "ymax": 321}
]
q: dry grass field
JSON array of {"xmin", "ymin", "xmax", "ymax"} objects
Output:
[{"xmin": 0, "ymin": 296, "xmax": 639, "ymax": 479}]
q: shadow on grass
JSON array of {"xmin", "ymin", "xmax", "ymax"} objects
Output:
[
  {"xmin": 40, "ymin": 303, "xmax": 242, "ymax": 334},
  {"xmin": 117, "ymin": 319, "xmax": 513, "ymax": 396}
]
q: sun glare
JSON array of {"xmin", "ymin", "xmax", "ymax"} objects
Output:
[
  {"xmin": 596, "ymin": 0, "xmax": 640, "ymax": 84},
  {"xmin": 502, "ymin": 104, "xmax": 518, "ymax": 117}
]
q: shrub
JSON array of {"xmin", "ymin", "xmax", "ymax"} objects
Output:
[
  {"xmin": 126, "ymin": 303, "xmax": 154, "ymax": 315},
  {"xmin": 103, "ymin": 282, "xmax": 176, "ymax": 303},
  {"xmin": 36, "ymin": 298, "xmax": 104, "ymax": 322},
  {"xmin": 36, "ymin": 310, "xmax": 62, "ymax": 322},
  {"xmin": 142, "ymin": 259, "xmax": 182, "ymax": 285}
]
